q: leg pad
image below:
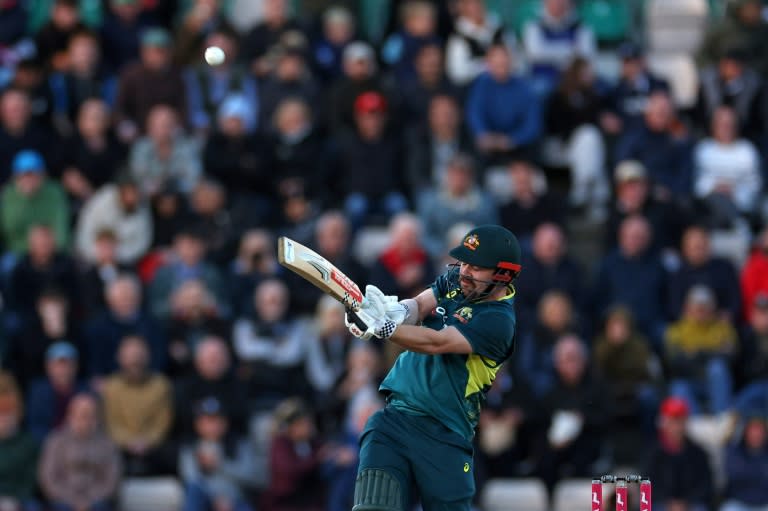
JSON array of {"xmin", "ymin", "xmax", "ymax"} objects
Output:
[{"xmin": 353, "ymin": 468, "xmax": 403, "ymax": 511}]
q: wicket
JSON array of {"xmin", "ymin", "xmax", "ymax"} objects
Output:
[{"xmin": 592, "ymin": 475, "xmax": 652, "ymax": 511}]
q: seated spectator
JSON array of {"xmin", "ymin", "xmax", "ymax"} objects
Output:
[
  {"xmin": 418, "ymin": 153, "xmax": 498, "ymax": 259},
  {"xmin": 720, "ymin": 412, "xmax": 768, "ymax": 511},
  {"xmin": 241, "ymin": 0, "xmax": 305, "ymax": 79},
  {"xmin": 602, "ymin": 42, "xmax": 669, "ymax": 134},
  {"xmin": 693, "ymin": 106, "xmax": 762, "ymax": 225},
  {"xmin": 98, "ymin": 0, "xmax": 154, "ymax": 75},
  {"xmin": 521, "ymin": 0, "xmax": 596, "ymax": 96},
  {"xmin": 739, "ymin": 293, "xmax": 768, "ymax": 385},
  {"xmin": 665, "ymin": 285, "xmax": 738, "ymax": 415},
  {"xmin": 466, "ymin": 44, "xmax": 541, "ymax": 165},
  {"xmin": 85, "ymin": 274, "xmax": 166, "ymax": 378},
  {"xmin": 369, "ymin": 213, "xmax": 435, "ymax": 299},
  {"xmin": 537, "ymin": 335, "xmax": 608, "ymax": 489},
  {"xmin": 101, "ymin": 335, "xmax": 174, "ymax": 476},
  {"xmin": 149, "ymin": 226, "xmax": 224, "ymax": 321},
  {"xmin": 667, "ymin": 225, "xmax": 741, "ymax": 321},
  {"xmin": 604, "ymin": 160, "xmax": 689, "ymax": 254},
  {"xmin": 6, "ymin": 224, "xmax": 78, "ymax": 318},
  {"xmin": 543, "ymin": 57, "xmax": 609, "ymax": 218},
  {"xmin": 55, "ymin": 99, "xmax": 126, "ymax": 207},
  {"xmin": 114, "ymin": 27, "xmax": 186, "ymax": 144},
  {"xmin": 167, "ymin": 280, "xmax": 231, "ymax": 376},
  {"xmin": 26, "ymin": 342, "xmax": 88, "ymax": 441},
  {"xmin": 38, "ymin": 393, "xmax": 121, "ymax": 511},
  {"xmin": 78, "ymin": 229, "xmax": 133, "ymax": 318},
  {"xmin": 497, "ymin": 160, "xmax": 566, "ymax": 247},
  {"xmin": 179, "ymin": 397, "xmax": 256, "ymax": 511},
  {"xmin": 742, "ymin": 227, "xmax": 768, "ymax": 323},
  {"xmin": 310, "ymin": 6, "xmax": 355, "ymax": 84},
  {"xmin": 1, "ymin": 150, "xmax": 70, "ymax": 255},
  {"xmin": 404, "ymin": 94, "xmax": 475, "ymax": 197},
  {"xmin": 10, "ymin": 57, "xmax": 54, "ymax": 128},
  {"xmin": 175, "ymin": 337, "xmax": 246, "ymax": 438},
  {"xmin": 187, "ymin": 180, "xmax": 243, "ymax": 266},
  {"xmin": 445, "ymin": 0, "xmax": 511, "ymax": 87},
  {"xmin": 129, "ymin": 104, "xmax": 202, "ymax": 198},
  {"xmin": 233, "ymin": 279, "xmax": 311, "ymax": 402},
  {"xmin": 380, "ymin": 0, "xmax": 441, "ymax": 84},
  {"xmin": 75, "ymin": 172, "xmax": 152, "ymax": 266},
  {"xmin": 0, "ymin": 378, "xmax": 39, "ymax": 511},
  {"xmin": 644, "ymin": 397, "xmax": 713, "ymax": 511},
  {"xmin": 175, "ymin": 0, "xmax": 238, "ymax": 67},
  {"xmin": 399, "ymin": 43, "xmax": 459, "ymax": 126},
  {"xmin": 335, "ymin": 91, "xmax": 407, "ymax": 229},
  {"xmin": 259, "ymin": 45, "xmax": 320, "ymax": 130},
  {"xmin": 615, "ymin": 91, "xmax": 694, "ymax": 200},
  {"xmin": 592, "ymin": 215, "xmax": 667, "ymax": 345},
  {"xmin": 515, "ymin": 291, "xmax": 578, "ymax": 397},
  {"xmin": 514, "ymin": 223, "xmax": 583, "ymax": 330},
  {"xmin": 0, "ymin": 89, "xmax": 51, "ymax": 183},
  {"xmin": 34, "ymin": 0, "xmax": 85, "ymax": 72},
  {"xmin": 184, "ymin": 27, "xmax": 258, "ymax": 135},
  {"xmin": 260, "ymin": 398, "xmax": 325, "ymax": 511},
  {"xmin": 228, "ymin": 229, "xmax": 284, "ymax": 317},
  {"xmin": 698, "ymin": 0, "xmax": 768, "ymax": 76}
]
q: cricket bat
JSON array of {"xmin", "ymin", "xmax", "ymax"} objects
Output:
[{"xmin": 277, "ymin": 236, "xmax": 364, "ymax": 312}]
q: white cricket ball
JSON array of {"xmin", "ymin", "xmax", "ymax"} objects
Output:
[{"xmin": 204, "ymin": 46, "xmax": 226, "ymax": 66}]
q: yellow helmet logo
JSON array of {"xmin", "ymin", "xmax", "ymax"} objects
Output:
[
  {"xmin": 463, "ymin": 234, "xmax": 479, "ymax": 251},
  {"xmin": 463, "ymin": 462, "xmax": 470, "ymax": 473}
]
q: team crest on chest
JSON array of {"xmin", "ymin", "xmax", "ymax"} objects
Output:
[
  {"xmin": 463, "ymin": 234, "xmax": 479, "ymax": 250},
  {"xmin": 453, "ymin": 306, "xmax": 473, "ymax": 324}
]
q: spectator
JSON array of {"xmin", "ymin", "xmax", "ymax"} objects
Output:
[
  {"xmin": 497, "ymin": 160, "xmax": 566, "ymax": 247},
  {"xmin": 242, "ymin": 0, "xmax": 305, "ymax": 78},
  {"xmin": 129, "ymin": 104, "xmax": 202, "ymax": 198},
  {"xmin": 0, "ymin": 150, "xmax": 70, "ymax": 254},
  {"xmin": 84, "ymin": 274, "xmax": 166, "ymax": 378},
  {"xmin": 26, "ymin": 341, "xmax": 89, "ymax": 441},
  {"xmin": 9, "ymin": 58, "xmax": 55, "ymax": 128},
  {"xmin": 514, "ymin": 223, "xmax": 583, "ymax": 329},
  {"xmin": 537, "ymin": 335, "xmax": 609, "ymax": 489},
  {"xmin": 114, "ymin": 27, "xmax": 186, "ymax": 144},
  {"xmin": 260, "ymin": 398, "xmax": 326, "ymax": 511},
  {"xmin": 699, "ymin": 0, "xmax": 768, "ymax": 76},
  {"xmin": 101, "ymin": 335, "xmax": 174, "ymax": 476},
  {"xmin": 259, "ymin": 46, "xmax": 320, "ymax": 131},
  {"xmin": 335, "ymin": 91, "xmax": 407, "ymax": 230},
  {"xmin": 310, "ymin": 6, "xmax": 356, "ymax": 84},
  {"xmin": 232, "ymin": 279, "xmax": 311, "ymax": 401},
  {"xmin": 187, "ymin": 179, "xmax": 244, "ymax": 266},
  {"xmin": 666, "ymin": 225, "xmax": 741, "ymax": 321},
  {"xmin": 34, "ymin": 0, "xmax": 86, "ymax": 73},
  {"xmin": 370, "ymin": 213, "xmax": 435, "ymax": 299},
  {"xmin": 615, "ymin": 91, "xmax": 694, "ymax": 200},
  {"xmin": 55, "ymin": 99, "xmax": 126, "ymax": 206},
  {"xmin": 38, "ymin": 393, "xmax": 122, "ymax": 511},
  {"xmin": 0, "ymin": 0, "xmax": 28, "ymax": 49},
  {"xmin": 466, "ymin": 44, "xmax": 541, "ymax": 165},
  {"xmin": 77, "ymin": 229, "xmax": 133, "ymax": 317},
  {"xmin": 742, "ymin": 227, "xmax": 768, "ymax": 323},
  {"xmin": 693, "ymin": 106, "xmax": 762, "ymax": 225},
  {"xmin": 696, "ymin": 48, "xmax": 763, "ymax": 142},
  {"xmin": 665, "ymin": 285, "xmax": 738, "ymax": 415},
  {"xmin": 399, "ymin": 43, "xmax": 460, "ymax": 126},
  {"xmin": 643, "ymin": 397, "xmax": 713, "ymax": 511},
  {"xmin": 227, "ymin": 229, "xmax": 284, "ymax": 317},
  {"xmin": 522, "ymin": 0, "xmax": 596, "ymax": 96},
  {"xmin": 175, "ymin": 0, "xmax": 237, "ymax": 67},
  {"xmin": 602, "ymin": 42, "xmax": 669, "ymax": 134},
  {"xmin": 311, "ymin": 211, "xmax": 368, "ymax": 290},
  {"xmin": 75, "ymin": 172, "xmax": 153, "ymax": 266},
  {"xmin": 720, "ymin": 413, "xmax": 768, "ymax": 511},
  {"xmin": 543, "ymin": 57, "xmax": 609, "ymax": 218},
  {"xmin": 175, "ymin": 337, "xmax": 246, "ymax": 438},
  {"xmin": 184, "ymin": 27, "xmax": 259, "ymax": 135},
  {"xmin": 0, "ymin": 379, "xmax": 39, "ymax": 511},
  {"xmin": 148, "ymin": 227, "xmax": 224, "ymax": 321},
  {"xmin": 380, "ymin": 0, "xmax": 441, "ymax": 84},
  {"xmin": 404, "ymin": 94, "xmax": 475, "ymax": 197},
  {"xmin": 99, "ymin": 0, "xmax": 155, "ymax": 75},
  {"xmin": 445, "ymin": 0, "xmax": 511, "ymax": 87},
  {"xmin": 0, "ymin": 89, "xmax": 51, "ymax": 182},
  {"xmin": 739, "ymin": 292, "xmax": 768, "ymax": 384},
  {"xmin": 592, "ymin": 215, "xmax": 667, "ymax": 344},
  {"xmin": 418, "ymin": 153, "xmax": 498, "ymax": 259}
]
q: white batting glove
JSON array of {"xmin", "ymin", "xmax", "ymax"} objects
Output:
[
  {"xmin": 344, "ymin": 293, "xmax": 397, "ymax": 340},
  {"xmin": 365, "ymin": 285, "xmax": 408, "ymax": 326}
]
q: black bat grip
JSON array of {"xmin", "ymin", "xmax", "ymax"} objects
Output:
[{"xmin": 346, "ymin": 308, "xmax": 369, "ymax": 331}]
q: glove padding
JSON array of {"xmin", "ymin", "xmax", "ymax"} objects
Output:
[
  {"xmin": 365, "ymin": 285, "xmax": 408, "ymax": 326},
  {"xmin": 344, "ymin": 288, "xmax": 398, "ymax": 340}
]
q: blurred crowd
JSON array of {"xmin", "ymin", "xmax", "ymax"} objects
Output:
[{"xmin": 0, "ymin": 0, "xmax": 768, "ymax": 510}]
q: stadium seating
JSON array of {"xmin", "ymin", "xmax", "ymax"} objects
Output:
[
  {"xmin": 481, "ymin": 478, "xmax": 549, "ymax": 511},
  {"xmin": 118, "ymin": 477, "xmax": 184, "ymax": 511},
  {"xmin": 646, "ymin": 52, "xmax": 700, "ymax": 108},
  {"xmin": 645, "ymin": 0, "xmax": 709, "ymax": 53},
  {"xmin": 552, "ymin": 478, "xmax": 593, "ymax": 511}
]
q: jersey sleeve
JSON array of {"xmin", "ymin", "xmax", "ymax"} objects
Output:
[
  {"xmin": 452, "ymin": 307, "xmax": 516, "ymax": 362},
  {"xmin": 430, "ymin": 271, "xmax": 456, "ymax": 301}
]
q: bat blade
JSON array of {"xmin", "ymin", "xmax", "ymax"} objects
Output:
[{"xmin": 277, "ymin": 236, "xmax": 364, "ymax": 311}]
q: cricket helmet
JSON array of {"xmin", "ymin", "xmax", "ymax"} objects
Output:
[{"xmin": 449, "ymin": 224, "xmax": 522, "ymax": 283}]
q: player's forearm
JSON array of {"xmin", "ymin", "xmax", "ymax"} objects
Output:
[{"xmin": 389, "ymin": 325, "xmax": 472, "ymax": 355}]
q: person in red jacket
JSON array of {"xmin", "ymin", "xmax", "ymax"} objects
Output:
[{"xmin": 741, "ymin": 226, "xmax": 768, "ymax": 322}]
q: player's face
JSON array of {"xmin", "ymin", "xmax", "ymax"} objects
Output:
[{"xmin": 458, "ymin": 262, "xmax": 495, "ymax": 295}]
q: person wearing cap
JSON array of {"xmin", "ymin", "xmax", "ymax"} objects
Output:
[
  {"xmin": 644, "ymin": 396, "xmax": 713, "ymax": 511},
  {"xmin": 75, "ymin": 168, "xmax": 152, "ymax": 265},
  {"xmin": 26, "ymin": 341, "xmax": 89, "ymax": 441},
  {"xmin": 114, "ymin": 26, "xmax": 186, "ymax": 144},
  {"xmin": 0, "ymin": 378, "xmax": 40, "ymax": 511},
  {"xmin": 698, "ymin": 0, "xmax": 768, "ymax": 76},
  {"xmin": 0, "ymin": 149, "xmax": 70, "ymax": 254},
  {"xmin": 664, "ymin": 284, "xmax": 738, "ymax": 415},
  {"xmin": 741, "ymin": 226, "xmax": 768, "ymax": 323},
  {"xmin": 344, "ymin": 224, "xmax": 521, "ymax": 511},
  {"xmin": 720, "ymin": 411, "xmax": 768, "ymax": 511}
]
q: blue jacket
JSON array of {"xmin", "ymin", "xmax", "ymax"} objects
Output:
[
  {"xmin": 25, "ymin": 378, "xmax": 90, "ymax": 441},
  {"xmin": 466, "ymin": 73, "xmax": 542, "ymax": 147},
  {"xmin": 84, "ymin": 311, "xmax": 166, "ymax": 376},
  {"xmin": 666, "ymin": 258, "xmax": 741, "ymax": 320},
  {"xmin": 724, "ymin": 439, "xmax": 768, "ymax": 505}
]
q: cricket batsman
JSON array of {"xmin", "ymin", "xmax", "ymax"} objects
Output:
[{"xmin": 345, "ymin": 224, "xmax": 522, "ymax": 511}]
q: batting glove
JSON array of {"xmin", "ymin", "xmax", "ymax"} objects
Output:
[
  {"xmin": 365, "ymin": 285, "xmax": 408, "ymax": 326},
  {"xmin": 344, "ymin": 308, "xmax": 397, "ymax": 340}
]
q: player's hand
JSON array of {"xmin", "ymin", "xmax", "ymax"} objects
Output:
[
  {"xmin": 344, "ymin": 306, "xmax": 397, "ymax": 340},
  {"xmin": 365, "ymin": 285, "xmax": 408, "ymax": 326}
]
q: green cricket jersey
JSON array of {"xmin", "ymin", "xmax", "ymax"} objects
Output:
[{"xmin": 379, "ymin": 269, "xmax": 517, "ymax": 442}]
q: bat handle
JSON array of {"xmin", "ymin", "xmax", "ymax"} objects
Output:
[{"xmin": 345, "ymin": 308, "xmax": 369, "ymax": 331}]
